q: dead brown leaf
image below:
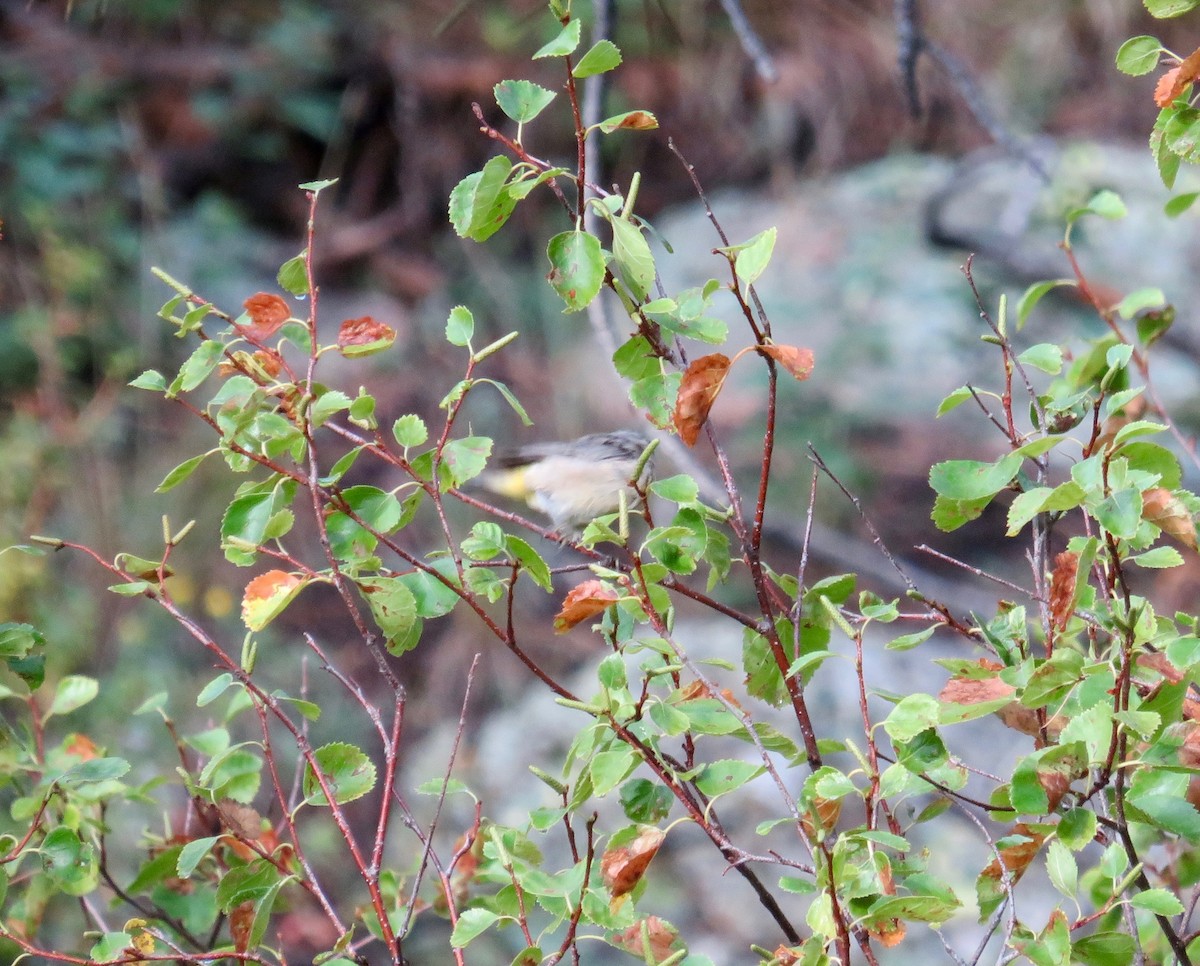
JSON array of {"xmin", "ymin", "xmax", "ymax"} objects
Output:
[
  {"xmin": 553, "ymin": 579, "xmax": 621, "ymax": 633},
  {"xmin": 673, "ymin": 353, "xmax": 731, "ymax": 446},
  {"xmin": 602, "ymin": 827, "xmax": 665, "ymax": 898},
  {"xmin": 758, "ymin": 343, "xmax": 814, "ymax": 381}
]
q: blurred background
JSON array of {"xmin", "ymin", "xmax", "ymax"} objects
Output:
[{"xmin": 4, "ymin": 0, "xmax": 1200, "ymax": 961}]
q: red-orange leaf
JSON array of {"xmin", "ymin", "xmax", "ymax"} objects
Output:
[
  {"xmin": 337, "ymin": 316, "xmax": 397, "ymax": 357},
  {"xmin": 758, "ymin": 343, "xmax": 815, "ymax": 381},
  {"xmin": 673, "ymin": 353, "xmax": 731, "ymax": 446},
  {"xmin": 554, "ymin": 579, "xmax": 621, "ymax": 633},
  {"xmin": 242, "ymin": 570, "xmax": 308, "ymax": 631},
  {"xmin": 242, "ymin": 293, "xmax": 291, "ymax": 339},
  {"xmin": 1156, "ymin": 45, "xmax": 1200, "ymax": 107}
]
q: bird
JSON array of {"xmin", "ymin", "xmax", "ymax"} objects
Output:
[{"xmin": 476, "ymin": 430, "xmax": 653, "ymax": 534}]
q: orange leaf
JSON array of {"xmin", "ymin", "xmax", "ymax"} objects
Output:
[
  {"xmin": 337, "ymin": 315, "xmax": 397, "ymax": 356},
  {"xmin": 602, "ymin": 827, "xmax": 665, "ymax": 898},
  {"xmin": 1142, "ymin": 487, "xmax": 1197, "ymax": 549},
  {"xmin": 1048, "ymin": 551, "xmax": 1078, "ymax": 634},
  {"xmin": 242, "ymin": 293, "xmax": 291, "ymax": 339},
  {"xmin": 758, "ymin": 344, "xmax": 814, "ymax": 381},
  {"xmin": 553, "ymin": 579, "xmax": 621, "ymax": 633},
  {"xmin": 673, "ymin": 353, "xmax": 731, "ymax": 446},
  {"xmin": 241, "ymin": 570, "xmax": 308, "ymax": 631},
  {"xmin": 980, "ymin": 823, "xmax": 1046, "ymax": 887},
  {"xmin": 1156, "ymin": 45, "xmax": 1200, "ymax": 107},
  {"xmin": 611, "ymin": 111, "xmax": 658, "ymax": 131},
  {"xmin": 65, "ymin": 733, "xmax": 99, "ymax": 761}
]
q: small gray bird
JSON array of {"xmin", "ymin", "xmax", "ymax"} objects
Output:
[{"xmin": 477, "ymin": 430, "xmax": 653, "ymax": 533}]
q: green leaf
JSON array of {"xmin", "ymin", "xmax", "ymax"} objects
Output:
[
  {"xmin": 609, "ymin": 216, "xmax": 655, "ymax": 301},
  {"xmin": 1145, "ymin": 0, "xmax": 1200, "ymax": 16},
  {"xmin": 303, "ymin": 742, "xmax": 377, "ymax": 805},
  {"xmin": 1165, "ymin": 190, "xmax": 1200, "ymax": 217},
  {"xmin": 299, "ymin": 178, "xmax": 338, "ymax": 192},
  {"xmin": 277, "ymin": 251, "xmax": 308, "ymax": 296},
  {"xmin": 129, "ymin": 369, "xmax": 167, "ymax": 391},
  {"xmin": 399, "ymin": 560, "xmax": 461, "ymax": 618},
  {"xmin": 620, "ymin": 778, "xmax": 673, "ymax": 823},
  {"xmin": 1115, "ymin": 287, "xmax": 1165, "ymax": 320},
  {"xmin": 393, "ymin": 414, "xmax": 428, "ymax": 449},
  {"xmin": 1128, "ymin": 792, "xmax": 1200, "ymax": 841},
  {"xmin": 451, "ymin": 907, "xmax": 501, "ymax": 947},
  {"xmin": 1129, "ymin": 888, "xmax": 1184, "ymax": 915},
  {"xmin": 1017, "ymin": 279, "xmax": 1074, "ymax": 328},
  {"xmin": 48, "ymin": 675, "xmax": 99, "ymax": 717},
  {"xmin": 310, "ymin": 389, "xmax": 351, "ymax": 428},
  {"xmin": 358, "ymin": 577, "xmax": 418, "ymax": 647},
  {"xmin": 157, "ymin": 452, "xmax": 210, "ymax": 493},
  {"xmin": 731, "ymin": 227, "xmax": 777, "ymax": 287},
  {"xmin": 1071, "ymin": 932, "xmax": 1135, "ymax": 966},
  {"xmin": 449, "ymin": 156, "xmax": 517, "ymax": 242},
  {"xmin": 694, "ymin": 759, "xmax": 762, "ymax": 797},
  {"xmin": 936, "ymin": 385, "xmax": 974, "ymax": 416},
  {"xmin": 0, "ymin": 622, "xmax": 44, "ymax": 659},
  {"xmin": 573, "ymin": 39, "xmax": 622, "ymax": 77},
  {"xmin": 1115, "ymin": 35, "xmax": 1163, "ymax": 74},
  {"xmin": 506, "ymin": 536, "xmax": 552, "ymax": 591},
  {"xmin": 1129, "ymin": 546, "xmax": 1183, "ymax": 568},
  {"xmin": 1017, "ymin": 343, "xmax": 1063, "ymax": 374},
  {"xmin": 446, "ymin": 305, "xmax": 474, "ymax": 347},
  {"xmin": 1058, "ymin": 808, "xmax": 1097, "ymax": 850},
  {"xmin": 441, "ymin": 436, "xmax": 492, "ymax": 487},
  {"xmin": 533, "ymin": 18, "xmax": 581, "ymax": 58},
  {"xmin": 493, "ymin": 79, "xmax": 556, "ymax": 123},
  {"xmin": 929, "ymin": 453, "xmax": 1023, "ymax": 500},
  {"xmin": 57, "ymin": 756, "xmax": 130, "ymax": 785},
  {"xmin": 650, "ymin": 475, "xmax": 700, "ymax": 504},
  {"xmin": 546, "ymin": 230, "xmax": 605, "ymax": 311},
  {"xmin": 1078, "ymin": 189, "xmax": 1127, "ymax": 221},
  {"xmin": 1094, "ymin": 488, "xmax": 1142, "ymax": 539},
  {"xmin": 175, "ymin": 340, "xmax": 225, "ymax": 394},
  {"xmin": 591, "ymin": 745, "xmax": 638, "ymax": 796},
  {"xmin": 883, "ymin": 694, "xmax": 940, "ymax": 742}
]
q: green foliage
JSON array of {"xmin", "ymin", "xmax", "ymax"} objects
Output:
[{"xmin": 7, "ymin": 4, "xmax": 1200, "ymax": 966}]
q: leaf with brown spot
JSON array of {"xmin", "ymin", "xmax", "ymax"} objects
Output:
[
  {"xmin": 337, "ymin": 316, "xmax": 397, "ymax": 357},
  {"xmin": 1155, "ymin": 46, "xmax": 1200, "ymax": 107},
  {"xmin": 678, "ymin": 679, "xmax": 744, "ymax": 710},
  {"xmin": 758, "ymin": 344, "xmax": 815, "ymax": 381},
  {"xmin": 673, "ymin": 353, "xmax": 731, "ymax": 446},
  {"xmin": 612, "ymin": 916, "xmax": 679, "ymax": 961},
  {"xmin": 772, "ymin": 948, "xmax": 800, "ymax": 966},
  {"xmin": 602, "ymin": 827, "xmax": 665, "ymax": 898},
  {"xmin": 1048, "ymin": 551, "xmax": 1078, "ymax": 633},
  {"xmin": 553, "ymin": 579, "xmax": 621, "ymax": 633},
  {"xmin": 1142, "ymin": 487, "xmax": 1197, "ymax": 549},
  {"xmin": 242, "ymin": 293, "xmax": 291, "ymax": 339}
]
